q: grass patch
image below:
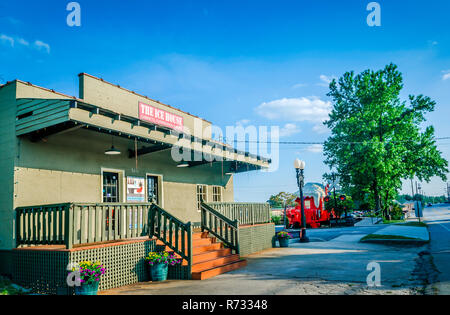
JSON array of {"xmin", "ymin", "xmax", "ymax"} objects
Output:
[
  {"xmin": 382, "ymin": 219, "xmax": 405, "ymax": 224},
  {"xmin": 360, "ymin": 234, "xmax": 418, "ymax": 242},
  {"xmin": 0, "ymin": 276, "xmax": 28, "ymax": 295},
  {"xmin": 396, "ymin": 221, "xmax": 428, "ymax": 227}
]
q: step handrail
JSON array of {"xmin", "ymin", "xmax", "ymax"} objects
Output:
[
  {"xmin": 200, "ymin": 201, "xmax": 240, "ymax": 254},
  {"xmin": 149, "ymin": 203, "xmax": 193, "ymax": 276}
]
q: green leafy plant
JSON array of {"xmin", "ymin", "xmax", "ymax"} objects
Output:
[
  {"xmin": 276, "ymin": 231, "xmax": 293, "ymax": 239},
  {"xmin": 71, "ymin": 261, "xmax": 106, "ymax": 284},
  {"xmin": 145, "ymin": 251, "xmax": 182, "ymax": 266},
  {"xmin": 271, "ymin": 215, "xmax": 282, "ymax": 225}
]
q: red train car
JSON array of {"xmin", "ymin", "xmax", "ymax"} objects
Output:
[{"xmin": 286, "ymin": 185, "xmax": 334, "ymax": 228}]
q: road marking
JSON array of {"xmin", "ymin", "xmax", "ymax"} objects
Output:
[{"xmin": 438, "ymin": 223, "xmax": 450, "ymax": 232}]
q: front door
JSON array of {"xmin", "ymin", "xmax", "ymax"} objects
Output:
[
  {"xmin": 147, "ymin": 175, "xmax": 159, "ymax": 204},
  {"xmin": 103, "ymin": 172, "xmax": 119, "ymax": 202}
]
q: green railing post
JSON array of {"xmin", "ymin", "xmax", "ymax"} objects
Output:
[
  {"xmin": 234, "ymin": 219, "xmax": 240, "ymax": 255},
  {"xmin": 64, "ymin": 204, "xmax": 74, "ymax": 249},
  {"xmin": 149, "ymin": 205, "xmax": 155, "ymax": 237},
  {"xmin": 15, "ymin": 209, "xmax": 21, "ymax": 247},
  {"xmin": 187, "ymin": 221, "xmax": 193, "ymax": 280}
]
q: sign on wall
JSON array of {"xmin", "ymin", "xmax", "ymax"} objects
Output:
[
  {"xmin": 139, "ymin": 102, "xmax": 184, "ymax": 131},
  {"xmin": 126, "ymin": 176, "xmax": 145, "ymax": 202}
]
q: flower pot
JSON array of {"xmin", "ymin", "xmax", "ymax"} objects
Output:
[
  {"xmin": 150, "ymin": 262, "xmax": 168, "ymax": 282},
  {"xmin": 278, "ymin": 238, "xmax": 289, "ymax": 248},
  {"xmin": 74, "ymin": 281, "xmax": 99, "ymax": 295}
]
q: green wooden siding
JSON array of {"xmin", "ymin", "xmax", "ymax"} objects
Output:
[{"xmin": 15, "ymin": 99, "xmax": 71, "ymax": 136}]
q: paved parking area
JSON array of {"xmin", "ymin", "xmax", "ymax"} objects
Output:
[{"xmin": 100, "ymin": 227, "xmax": 425, "ymax": 295}]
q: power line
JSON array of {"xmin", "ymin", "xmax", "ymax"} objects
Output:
[{"xmin": 220, "ymin": 137, "xmax": 450, "ymax": 145}]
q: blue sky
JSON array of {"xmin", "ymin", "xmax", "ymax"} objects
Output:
[{"xmin": 1, "ymin": 0, "xmax": 450, "ymax": 200}]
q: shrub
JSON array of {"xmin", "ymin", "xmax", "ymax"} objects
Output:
[{"xmin": 271, "ymin": 215, "xmax": 282, "ymax": 225}]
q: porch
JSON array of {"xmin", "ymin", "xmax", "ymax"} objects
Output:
[{"xmin": 13, "ymin": 201, "xmax": 274, "ymax": 293}]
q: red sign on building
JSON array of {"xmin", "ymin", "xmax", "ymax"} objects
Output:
[{"xmin": 138, "ymin": 102, "xmax": 184, "ymax": 131}]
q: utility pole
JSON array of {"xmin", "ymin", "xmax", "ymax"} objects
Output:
[{"xmin": 447, "ymin": 182, "xmax": 450, "ymax": 203}]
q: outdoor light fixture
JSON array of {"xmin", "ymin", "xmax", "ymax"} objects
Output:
[
  {"xmin": 294, "ymin": 158, "xmax": 309, "ymax": 243},
  {"xmin": 177, "ymin": 161, "xmax": 189, "ymax": 168},
  {"xmin": 105, "ymin": 136, "xmax": 121, "ymax": 155},
  {"xmin": 294, "ymin": 158, "xmax": 305, "ymax": 170},
  {"xmin": 104, "ymin": 145, "xmax": 121, "ymax": 155}
]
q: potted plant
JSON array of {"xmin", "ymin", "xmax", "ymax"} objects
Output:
[
  {"xmin": 145, "ymin": 251, "xmax": 181, "ymax": 282},
  {"xmin": 72, "ymin": 261, "xmax": 106, "ymax": 295},
  {"xmin": 276, "ymin": 231, "xmax": 292, "ymax": 247}
]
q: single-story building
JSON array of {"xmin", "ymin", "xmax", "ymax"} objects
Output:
[{"xmin": 0, "ymin": 73, "xmax": 275, "ymax": 293}]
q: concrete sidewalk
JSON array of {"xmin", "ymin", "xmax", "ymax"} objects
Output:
[
  {"xmin": 354, "ymin": 217, "xmax": 382, "ymax": 226},
  {"xmin": 99, "ymin": 234, "xmax": 425, "ymax": 295}
]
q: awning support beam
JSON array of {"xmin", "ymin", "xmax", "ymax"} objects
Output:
[{"xmin": 128, "ymin": 143, "xmax": 172, "ymax": 158}]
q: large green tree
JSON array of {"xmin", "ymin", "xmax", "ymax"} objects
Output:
[
  {"xmin": 268, "ymin": 192, "xmax": 297, "ymax": 208},
  {"xmin": 323, "ymin": 64, "xmax": 448, "ymax": 215}
]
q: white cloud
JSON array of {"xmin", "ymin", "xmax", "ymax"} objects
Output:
[
  {"xmin": 0, "ymin": 34, "xmax": 50, "ymax": 53},
  {"xmin": 292, "ymin": 83, "xmax": 307, "ymax": 89},
  {"xmin": 34, "ymin": 40, "xmax": 51, "ymax": 53},
  {"xmin": 255, "ymin": 96, "xmax": 332, "ymax": 123},
  {"xmin": 17, "ymin": 38, "xmax": 29, "ymax": 46},
  {"xmin": 317, "ymin": 74, "xmax": 336, "ymax": 87},
  {"xmin": 312, "ymin": 123, "xmax": 329, "ymax": 134},
  {"xmin": 1, "ymin": 17, "xmax": 22, "ymax": 25},
  {"xmin": 442, "ymin": 70, "xmax": 450, "ymax": 81},
  {"xmin": 235, "ymin": 119, "xmax": 251, "ymax": 126},
  {"xmin": 0, "ymin": 34, "xmax": 14, "ymax": 47},
  {"xmin": 306, "ymin": 144, "xmax": 324, "ymax": 153},
  {"xmin": 279, "ymin": 123, "xmax": 301, "ymax": 137}
]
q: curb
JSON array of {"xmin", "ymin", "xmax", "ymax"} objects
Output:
[{"xmin": 360, "ymin": 238, "xmax": 429, "ymax": 245}]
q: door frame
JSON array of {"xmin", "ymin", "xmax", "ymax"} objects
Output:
[
  {"xmin": 146, "ymin": 173, "xmax": 164, "ymax": 207},
  {"xmin": 100, "ymin": 167, "xmax": 125, "ymax": 203}
]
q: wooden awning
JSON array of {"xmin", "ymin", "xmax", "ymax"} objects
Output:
[{"xmin": 15, "ymin": 98, "xmax": 271, "ymax": 172}]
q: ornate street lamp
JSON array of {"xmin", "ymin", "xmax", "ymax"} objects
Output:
[{"xmin": 294, "ymin": 158, "xmax": 309, "ymax": 243}]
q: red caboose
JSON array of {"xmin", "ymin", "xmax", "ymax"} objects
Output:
[{"xmin": 286, "ymin": 184, "xmax": 334, "ymax": 228}]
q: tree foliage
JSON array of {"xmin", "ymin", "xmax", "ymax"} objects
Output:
[
  {"xmin": 267, "ymin": 192, "xmax": 297, "ymax": 208},
  {"xmin": 324, "ymin": 194, "xmax": 354, "ymax": 218},
  {"xmin": 323, "ymin": 64, "xmax": 448, "ymax": 215}
]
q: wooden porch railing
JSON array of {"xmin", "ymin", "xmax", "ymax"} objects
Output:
[
  {"xmin": 15, "ymin": 203, "xmax": 152, "ymax": 249},
  {"xmin": 206, "ymin": 202, "xmax": 271, "ymax": 226},
  {"xmin": 149, "ymin": 204, "xmax": 193, "ymax": 277},
  {"xmin": 200, "ymin": 202, "xmax": 240, "ymax": 254}
]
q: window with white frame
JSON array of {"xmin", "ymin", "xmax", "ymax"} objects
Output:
[
  {"xmin": 196, "ymin": 185, "xmax": 207, "ymax": 211},
  {"xmin": 212, "ymin": 186, "xmax": 223, "ymax": 202}
]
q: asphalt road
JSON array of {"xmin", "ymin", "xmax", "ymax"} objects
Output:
[
  {"xmin": 275, "ymin": 222, "xmax": 385, "ymax": 242},
  {"xmin": 422, "ymin": 203, "xmax": 450, "ymax": 294}
]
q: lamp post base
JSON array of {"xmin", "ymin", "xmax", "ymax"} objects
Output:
[{"xmin": 300, "ymin": 228, "xmax": 309, "ymax": 243}]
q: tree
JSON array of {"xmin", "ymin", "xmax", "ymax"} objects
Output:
[
  {"xmin": 323, "ymin": 64, "xmax": 448, "ymax": 217},
  {"xmin": 268, "ymin": 192, "xmax": 297, "ymax": 208},
  {"xmin": 324, "ymin": 194, "xmax": 354, "ymax": 218}
]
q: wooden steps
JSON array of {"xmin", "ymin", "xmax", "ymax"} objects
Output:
[
  {"xmin": 154, "ymin": 231, "xmax": 246, "ymax": 280},
  {"xmin": 190, "ymin": 231, "xmax": 246, "ymax": 280},
  {"xmin": 193, "ymin": 248, "xmax": 232, "ymax": 264},
  {"xmin": 191, "ymin": 259, "xmax": 247, "ymax": 280}
]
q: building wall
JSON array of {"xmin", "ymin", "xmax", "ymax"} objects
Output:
[
  {"xmin": 0, "ymin": 81, "xmax": 235, "ymax": 251},
  {"xmin": 8, "ymin": 128, "xmax": 234, "ymax": 249},
  {"xmin": 79, "ymin": 74, "xmax": 212, "ymax": 140},
  {"xmin": 0, "ymin": 83, "xmax": 17, "ymax": 250},
  {"xmin": 14, "ymin": 168, "xmax": 101, "ymax": 206}
]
